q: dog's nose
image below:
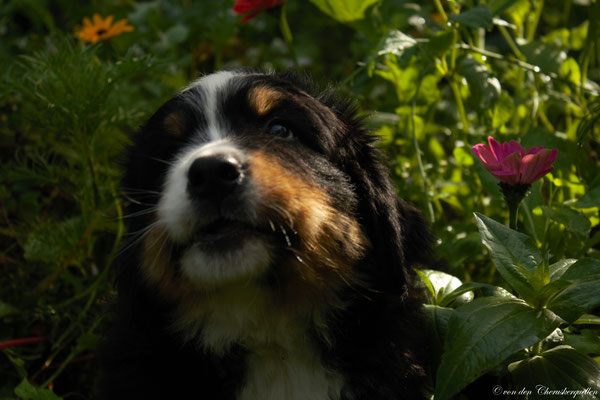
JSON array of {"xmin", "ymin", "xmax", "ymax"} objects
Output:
[{"xmin": 187, "ymin": 154, "xmax": 245, "ymax": 200}]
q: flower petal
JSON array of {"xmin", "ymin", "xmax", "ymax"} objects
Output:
[
  {"xmin": 488, "ymin": 136, "xmax": 504, "ymax": 161},
  {"xmin": 473, "ymin": 144, "xmax": 501, "ymax": 169},
  {"xmin": 519, "ymin": 149, "xmax": 557, "ymax": 183},
  {"xmin": 496, "ymin": 151, "xmax": 522, "ymax": 184},
  {"xmin": 507, "ymin": 140, "xmax": 526, "ymax": 157},
  {"xmin": 93, "ymin": 13, "xmax": 103, "ymax": 26}
]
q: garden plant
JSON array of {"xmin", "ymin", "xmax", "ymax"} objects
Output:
[{"xmin": 1, "ymin": 0, "xmax": 599, "ymax": 399}]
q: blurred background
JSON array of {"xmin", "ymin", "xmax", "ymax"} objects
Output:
[{"xmin": 1, "ymin": 0, "xmax": 599, "ymax": 398}]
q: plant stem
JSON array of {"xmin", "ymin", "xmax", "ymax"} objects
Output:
[
  {"xmin": 433, "ymin": 0, "xmax": 448, "ymax": 23},
  {"xmin": 499, "ymin": 183, "xmax": 531, "ymax": 231},
  {"xmin": 498, "ymin": 25, "xmax": 525, "ymax": 61},
  {"xmin": 509, "ymin": 202, "xmax": 519, "ymax": 230},
  {"xmin": 450, "ymin": 80, "xmax": 469, "ymax": 133},
  {"xmin": 0, "ymin": 337, "xmax": 45, "ymax": 350},
  {"xmin": 411, "ymin": 79, "xmax": 435, "ymax": 223},
  {"xmin": 526, "ymin": 0, "xmax": 545, "ymax": 43}
]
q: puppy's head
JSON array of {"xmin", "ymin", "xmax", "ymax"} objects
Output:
[{"xmin": 123, "ymin": 71, "xmax": 426, "ymax": 313}]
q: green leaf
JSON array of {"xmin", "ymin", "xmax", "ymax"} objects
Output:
[
  {"xmin": 508, "ymin": 346, "xmax": 600, "ymax": 399},
  {"xmin": 559, "ymin": 57, "xmax": 582, "ymax": 86},
  {"xmin": 424, "ymin": 305, "xmax": 454, "ymax": 363},
  {"xmin": 415, "ymin": 269, "xmax": 437, "ymax": 300},
  {"xmin": 548, "ymin": 258, "xmax": 600, "ymax": 323},
  {"xmin": 576, "ymin": 185, "xmax": 600, "ymax": 208},
  {"xmin": 74, "ymin": 332, "xmax": 100, "ymax": 353},
  {"xmin": 549, "ymin": 259, "xmax": 577, "ymax": 281},
  {"xmin": 453, "ymin": 147, "xmax": 474, "ymax": 167},
  {"xmin": 423, "ymin": 304, "xmax": 453, "ymax": 341},
  {"xmin": 377, "ymin": 30, "xmax": 419, "ymax": 64},
  {"xmin": 449, "ymin": 5, "xmax": 493, "ymax": 29},
  {"xmin": 560, "ymin": 257, "xmax": 600, "ymax": 282},
  {"xmin": 573, "ymin": 314, "xmax": 600, "ymax": 325},
  {"xmin": 491, "ymin": 92, "xmax": 515, "ymax": 128},
  {"xmin": 541, "ymin": 205, "xmax": 591, "ymax": 238},
  {"xmin": 440, "ymin": 281, "xmax": 515, "ymax": 308},
  {"xmin": 564, "ymin": 331, "xmax": 600, "ymax": 355},
  {"xmin": 504, "ymin": 0, "xmax": 530, "ymax": 27},
  {"xmin": 308, "ymin": 0, "xmax": 379, "ymax": 22},
  {"xmin": 435, "ymin": 297, "xmax": 563, "ymax": 400},
  {"xmin": 570, "ymin": 21, "xmax": 589, "ymax": 51},
  {"xmin": 165, "ymin": 24, "xmax": 190, "ymax": 45},
  {"xmin": 424, "ymin": 30, "xmax": 454, "ymax": 59},
  {"xmin": 420, "ymin": 270, "xmax": 474, "ymax": 305},
  {"xmin": 474, "ymin": 213, "xmax": 541, "ymax": 302},
  {"xmin": 536, "ymin": 280, "xmax": 572, "ymax": 307},
  {"xmin": 15, "ymin": 378, "xmax": 62, "ymax": 400},
  {"xmin": 0, "ymin": 301, "xmax": 18, "ymax": 318},
  {"xmin": 459, "ymin": 56, "xmax": 501, "ymax": 109},
  {"xmin": 488, "ymin": 0, "xmax": 520, "ymax": 15},
  {"xmin": 519, "ymin": 41, "xmax": 567, "ymax": 74}
]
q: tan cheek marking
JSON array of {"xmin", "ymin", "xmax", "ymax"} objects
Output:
[
  {"xmin": 248, "ymin": 86, "xmax": 282, "ymax": 116},
  {"xmin": 248, "ymin": 151, "xmax": 369, "ymax": 310},
  {"xmin": 141, "ymin": 222, "xmax": 195, "ymax": 302},
  {"xmin": 164, "ymin": 112, "xmax": 185, "ymax": 136}
]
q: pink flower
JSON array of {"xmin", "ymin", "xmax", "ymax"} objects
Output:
[
  {"xmin": 472, "ymin": 136, "xmax": 558, "ymax": 185},
  {"xmin": 232, "ymin": 0, "xmax": 283, "ymax": 23}
]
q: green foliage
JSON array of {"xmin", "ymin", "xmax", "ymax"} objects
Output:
[
  {"xmin": 436, "ymin": 297, "xmax": 562, "ymax": 400},
  {"xmin": 15, "ymin": 378, "xmax": 62, "ymax": 400},
  {"xmin": 1, "ymin": 0, "xmax": 599, "ymax": 398}
]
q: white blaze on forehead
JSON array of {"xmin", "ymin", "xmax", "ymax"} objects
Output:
[
  {"xmin": 184, "ymin": 70, "xmax": 239, "ymax": 142},
  {"xmin": 156, "ymin": 71, "xmax": 242, "ymax": 243}
]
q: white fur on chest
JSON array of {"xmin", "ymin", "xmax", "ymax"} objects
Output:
[
  {"xmin": 175, "ymin": 284, "xmax": 343, "ymax": 400},
  {"xmin": 239, "ymin": 338, "xmax": 342, "ymax": 400}
]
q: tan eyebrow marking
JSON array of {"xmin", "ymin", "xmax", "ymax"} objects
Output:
[{"xmin": 248, "ymin": 86, "xmax": 283, "ymax": 116}]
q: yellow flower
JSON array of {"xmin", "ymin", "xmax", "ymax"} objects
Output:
[{"xmin": 75, "ymin": 14, "xmax": 134, "ymax": 43}]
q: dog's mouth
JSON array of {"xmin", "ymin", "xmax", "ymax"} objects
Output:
[{"xmin": 192, "ymin": 218, "xmax": 255, "ymax": 245}]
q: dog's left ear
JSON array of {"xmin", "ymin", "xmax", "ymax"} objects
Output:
[
  {"xmin": 338, "ymin": 134, "xmax": 433, "ymax": 295},
  {"xmin": 342, "ymin": 147, "xmax": 432, "ymax": 295},
  {"xmin": 321, "ymin": 95, "xmax": 433, "ymax": 294}
]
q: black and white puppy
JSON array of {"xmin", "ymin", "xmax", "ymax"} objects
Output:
[{"xmin": 99, "ymin": 71, "xmax": 432, "ymax": 400}]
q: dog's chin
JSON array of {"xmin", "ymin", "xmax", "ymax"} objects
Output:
[{"xmin": 179, "ymin": 222, "xmax": 272, "ymax": 287}]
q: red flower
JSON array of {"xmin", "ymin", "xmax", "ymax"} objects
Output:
[
  {"xmin": 232, "ymin": 0, "xmax": 283, "ymax": 23},
  {"xmin": 472, "ymin": 136, "xmax": 558, "ymax": 185}
]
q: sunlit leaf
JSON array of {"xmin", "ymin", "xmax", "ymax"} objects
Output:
[
  {"xmin": 492, "ymin": 92, "xmax": 514, "ymax": 128},
  {"xmin": 559, "ymin": 57, "xmax": 582, "ymax": 86},
  {"xmin": 488, "ymin": 0, "xmax": 520, "ymax": 15},
  {"xmin": 459, "ymin": 56, "xmax": 501, "ymax": 109},
  {"xmin": 541, "ymin": 205, "xmax": 591, "ymax": 238},
  {"xmin": 474, "ymin": 213, "xmax": 541, "ymax": 302},
  {"xmin": 309, "ymin": 0, "xmax": 379, "ymax": 22},
  {"xmin": 377, "ymin": 30, "xmax": 417, "ymax": 57},
  {"xmin": 519, "ymin": 41, "xmax": 567, "ymax": 74},
  {"xmin": 453, "ymin": 147, "xmax": 474, "ymax": 166}
]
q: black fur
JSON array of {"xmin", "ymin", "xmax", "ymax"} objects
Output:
[{"xmin": 99, "ymin": 71, "xmax": 433, "ymax": 399}]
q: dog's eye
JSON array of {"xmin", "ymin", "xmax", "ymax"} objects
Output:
[{"xmin": 268, "ymin": 124, "xmax": 294, "ymax": 139}]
